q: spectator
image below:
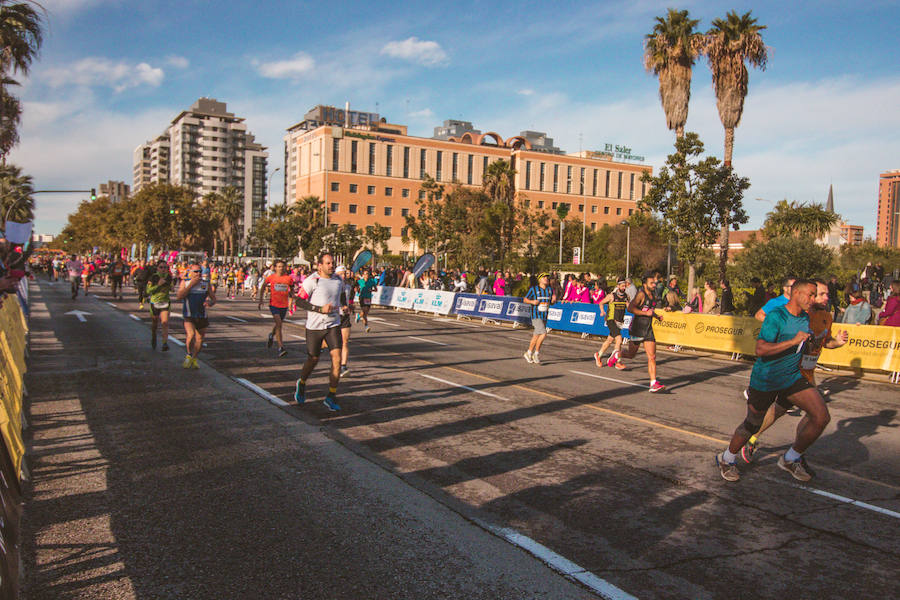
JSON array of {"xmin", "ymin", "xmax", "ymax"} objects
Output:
[
  {"xmin": 765, "ymin": 282, "xmax": 777, "ymax": 301},
  {"xmin": 665, "ymin": 290, "xmax": 682, "ymax": 312},
  {"xmin": 877, "ymin": 281, "xmax": 900, "ymax": 326},
  {"xmin": 685, "ymin": 287, "xmax": 702, "ymax": 313},
  {"xmin": 492, "ymin": 271, "xmax": 507, "ymax": 296},
  {"xmin": 842, "ymin": 288, "xmax": 873, "ymax": 325},
  {"xmin": 475, "ymin": 269, "xmax": 489, "ymax": 295},
  {"xmin": 719, "ymin": 279, "xmax": 735, "ymax": 315},
  {"xmin": 703, "ymin": 280, "xmax": 718, "ymax": 314},
  {"xmin": 666, "ymin": 276, "xmax": 682, "ymax": 300},
  {"xmin": 452, "ymin": 275, "xmax": 467, "ymax": 292},
  {"xmin": 827, "ymin": 274, "xmax": 842, "ymax": 319},
  {"xmin": 745, "ymin": 277, "xmax": 766, "ymax": 316},
  {"xmin": 589, "ymin": 279, "xmax": 606, "ymax": 304}
]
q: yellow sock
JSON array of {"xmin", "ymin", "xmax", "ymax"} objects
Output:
[
  {"xmin": 329, "ymin": 386, "xmax": 337, "ymax": 394},
  {"xmin": 749, "ymin": 435, "xmax": 758, "ymax": 444}
]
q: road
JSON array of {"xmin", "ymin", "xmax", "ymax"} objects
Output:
[{"xmin": 24, "ymin": 279, "xmax": 900, "ymax": 599}]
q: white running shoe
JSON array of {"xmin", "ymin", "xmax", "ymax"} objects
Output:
[
  {"xmin": 532, "ymin": 352, "xmax": 541, "ymax": 365},
  {"xmin": 523, "ymin": 351, "xmax": 534, "ymax": 364}
]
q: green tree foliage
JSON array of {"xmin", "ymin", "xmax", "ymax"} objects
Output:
[
  {"xmin": 363, "ymin": 222, "xmax": 391, "ymax": 255},
  {"xmin": 761, "ymin": 199, "xmax": 839, "ymax": 239},
  {"xmin": 329, "ymin": 223, "xmax": 362, "ymax": 265},
  {"xmin": 639, "ymin": 132, "xmax": 748, "ymax": 291},
  {"xmin": 838, "ymin": 241, "xmax": 900, "ymax": 274},
  {"xmin": 0, "ymin": 162, "xmax": 34, "ymax": 221},
  {"xmin": 0, "ymin": 1, "xmax": 43, "ymax": 158},
  {"xmin": 249, "ymin": 196, "xmax": 330, "ymax": 260},
  {"xmin": 732, "ymin": 235, "xmax": 835, "ymax": 286}
]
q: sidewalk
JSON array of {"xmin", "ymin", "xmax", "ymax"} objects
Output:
[{"xmin": 21, "ymin": 281, "xmax": 593, "ymax": 599}]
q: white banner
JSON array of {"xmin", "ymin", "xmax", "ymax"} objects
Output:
[
  {"xmin": 389, "ymin": 287, "xmax": 415, "ymax": 309},
  {"xmin": 411, "ymin": 290, "xmax": 457, "ymax": 315}
]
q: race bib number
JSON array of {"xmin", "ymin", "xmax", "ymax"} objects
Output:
[
  {"xmin": 538, "ymin": 302, "xmax": 549, "ymax": 312},
  {"xmin": 801, "ymin": 353, "xmax": 819, "ymax": 370},
  {"xmin": 273, "ymin": 283, "xmax": 288, "ymax": 292}
]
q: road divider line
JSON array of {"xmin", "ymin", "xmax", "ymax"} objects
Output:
[
  {"xmin": 226, "ymin": 316, "xmax": 247, "ymax": 323},
  {"xmin": 437, "ymin": 317, "xmax": 482, "ymax": 328},
  {"xmin": 171, "ymin": 314, "xmax": 182, "ymax": 319},
  {"xmin": 476, "ymin": 520, "xmax": 638, "ymax": 600},
  {"xmin": 233, "ymin": 377, "xmax": 289, "ymax": 407},
  {"xmin": 128, "ymin": 314, "xmax": 141, "ymax": 321},
  {"xmin": 419, "ymin": 374, "xmax": 506, "ymax": 400},
  {"xmin": 408, "ymin": 336, "xmax": 448, "ymax": 346},
  {"xmin": 794, "ymin": 485, "xmax": 900, "ymax": 520},
  {"xmin": 259, "ymin": 312, "xmax": 272, "ymax": 318},
  {"xmin": 570, "ymin": 370, "xmax": 649, "ymax": 389},
  {"xmin": 105, "ymin": 302, "xmax": 117, "ymax": 308},
  {"xmin": 167, "ymin": 336, "xmax": 185, "ymax": 347},
  {"xmin": 289, "ymin": 334, "xmax": 304, "ymax": 340}
]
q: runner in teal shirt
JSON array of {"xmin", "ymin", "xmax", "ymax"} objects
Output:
[
  {"xmin": 356, "ymin": 268, "xmax": 378, "ymax": 332},
  {"xmin": 749, "ymin": 305, "xmax": 810, "ymax": 392}
]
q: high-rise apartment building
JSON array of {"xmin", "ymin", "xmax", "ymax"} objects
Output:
[
  {"xmin": 99, "ymin": 180, "xmax": 130, "ymax": 203},
  {"xmin": 133, "ymin": 98, "xmax": 269, "ymax": 242},
  {"xmin": 877, "ymin": 170, "xmax": 900, "ymax": 248}
]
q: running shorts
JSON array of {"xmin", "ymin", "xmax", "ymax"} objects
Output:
[
  {"xmin": 606, "ymin": 319, "xmax": 622, "ymax": 337},
  {"xmin": 184, "ymin": 316, "xmax": 210, "ymax": 331},
  {"xmin": 340, "ymin": 312, "xmax": 352, "ymax": 329},
  {"xmin": 150, "ymin": 302, "xmax": 170, "ymax": 316},
  {"xmin": 269, "ymin": 305, "xmax": 288, "ymax": 319},
  {"xmin": 306, "ymin": 326, "xmax": 341, "ymax": 358},
  {"xmin": 531, "ymin": 317, "xmax": 547, "ymax": 335},
  {"xmin": 628, "ymin": 316, "xmax": 655, "ymax": 343},
  {"xmin": 360, "ymin": 297, "xmax": 372, "ymax": 307},
  {"xmin": 747, "ymin": 378, "xmax": 814, "ymax": 412}
]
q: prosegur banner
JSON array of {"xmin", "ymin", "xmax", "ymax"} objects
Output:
[
  {"xmin": 820, "ymin": 323, "xmax": 900, "ymax": 372},
  {"xmin": 650, "ymin": 311, "xmax": 760, "ymax": 355}
]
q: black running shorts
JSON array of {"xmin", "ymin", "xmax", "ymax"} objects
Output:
[
  {"xmin": 306, "ymin": 326, "xmax": 341, "ymax": 358},
  {"xmin": 607, "ymin": 319, "xmax": 622, "ymax": 337},
  {"xmin": 628, "ymin": 316, "xmax": 655, "ymax": 343},
  {"xmin": 184, "ymin": 316, "xmax": 209, "ymax": 331},
  {"xmin": 747, "ymin": 378, "xmax": 814, "ymax": 412}
]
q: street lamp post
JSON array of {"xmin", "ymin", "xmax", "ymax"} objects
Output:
[{"xmin": 621, "ymin": 220, "xmax": 631, "ymax": 279}]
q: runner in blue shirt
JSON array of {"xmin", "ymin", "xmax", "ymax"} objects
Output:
[
  {"xmin": 754, "ymin": 275, "xmax": 796, "ymax": 321},
  {"xmin": 717, "ymin": 279, "xmax": 830, "ymax": 483},
  {"xmin": 522, "ymin": 273, "xmax": 556, "ymax": 365},
  {"xmin": 175, "ymin": 262, "xmax": 216, "ymax": 369}
]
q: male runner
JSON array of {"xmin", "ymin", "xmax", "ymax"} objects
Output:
[
  {"xmin": 522, "ymin": 273, "xmax": 556, "ymax": 364},
  {"xmin": 356, "ymin": 267, "xmax": 377, "ymax": 332},
  {"xmin": 595, "ymin": 277, "xmax": 629, "ymax": 370},
  {"xmin": 293, "ymin": 253, "xmax": 345, "ymax": 411},
  {"xmin": 263, "ymin": 259, "xmax": 293, "ymax": 357},
  {"xmin": 755, "ymin": 275, "xmax": 796, "ymax": 321},
  {"xmin": 65, "ymin": 254, "xmax": 83, "ymax": 299},
  {"xmin": 336, "ymin": 265, "xmax": 355, "ymax": 376},
  {"xmin": 175, "ymin": 261, "xmax": 216, "ymax": 368},
  {"xmin": 132, "ymin": 259, "xmax": 150, "ymax": 309},
  {"xmin": 109, "ymin": 258, "xmax": 126, "ymax": 300},
  {"xmin": 146, "ymin": 260, "xmax": 173, "ymax": 351},
  {"xmin": 617, "ymin": 271, "xmax": 665, "ymax": 392},
  {"xmin": 739, "ymin": 279, "xmax": 848, "ymax": 462},
  {"xmin": 716, "ymin": 280, "xmax": 834, "ymax": 482}
]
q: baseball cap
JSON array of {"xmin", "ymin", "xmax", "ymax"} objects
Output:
[{"xmin": 335, "ymin": 265, "xmax": 347, "ymax": 273}]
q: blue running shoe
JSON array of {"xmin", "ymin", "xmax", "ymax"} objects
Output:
[
  {"xmin": 323, "ymin": 394, "xmax": 340, "ymax": 411},
  {"xmin": 294, "ymin": 380, "xmax": 306, "ymax": 404}
]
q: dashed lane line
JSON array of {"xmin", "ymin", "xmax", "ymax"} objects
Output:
[
  {"xmin": 569, "ymin": 369, "xmax": 650, "ymax": 389},
  {"xmin": 233, "ymin": 377, "xmax": 290, "ymax": 407},
  {"xmin": 226, "ymin": 315, "xmax": 248, "ymax": 323},
  {"xmin": 407, "ymin": 335, "xmax": 448, "ymax": 346}
]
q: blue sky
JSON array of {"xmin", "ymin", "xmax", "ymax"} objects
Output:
[{"xmin": 13, "ymin": 0, "xmax": 900, "ymax": 238}]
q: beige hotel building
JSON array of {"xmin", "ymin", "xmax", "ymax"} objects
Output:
[{"xmin": 285, "ymin": 105, "xmax": 652, "ymax": 256}]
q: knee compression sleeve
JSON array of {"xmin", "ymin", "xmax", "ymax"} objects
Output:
[{"xmin": 737, "ymin": 409, "xmax": 765, "ymax": 438}]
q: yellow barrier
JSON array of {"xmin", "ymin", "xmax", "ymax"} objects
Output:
[
  {"xmin": 0, "ymin": 294, "xmax": 27, "ymax": 479},
  {"xmin": 649, "ymin": 309, "xmax": 900, "ymax": 375}
]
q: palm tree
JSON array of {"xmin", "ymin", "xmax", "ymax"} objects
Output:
[
  {"xmin": 0, "ymin": 162, "xmax": 34, "ymax": 221},
  {"xmin": 216, "ymin": 186, "xmax": 243, "ymax": 257},
  {"xmin": 763, "ymin": 200, "xmax": 838, "ymax": 239},
  {"xmin": 0, "ymin": 1, "xmax": 44, "ymax": 159},
  {"xmin": 705, "ymin": 10, "xmax": 767, "ymax": 279},
  {"xmin": 643, "ymin": 9, "xmax": 703, "ymax": 139},
  {"xmin": 482, "ymin": 159, "xmax": 517, "ymax": 268}
]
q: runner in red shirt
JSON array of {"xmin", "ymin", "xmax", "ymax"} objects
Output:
[{"xmin": 264, "ymin": 259, "xmax": 294, "ymax": 357}]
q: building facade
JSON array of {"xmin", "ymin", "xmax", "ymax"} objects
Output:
[
  {"xmin": 133, "ymin": 98, "xmax": 269, "ymax": 243},
  {"xmin": 285, "ymin": 115, "xmax": 651, "ymax": 256},
  {"xmin": 877, "ymin": 170, "xmax": 900, "ymax": 248},
  {"xmin": 99, "ymin": 180, "xmax": 130, "ymax": 203}
]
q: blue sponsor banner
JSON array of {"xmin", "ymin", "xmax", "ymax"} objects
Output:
[{"xmin": 451, "ymin": 294, "xmax": 531, "ymax": 324}]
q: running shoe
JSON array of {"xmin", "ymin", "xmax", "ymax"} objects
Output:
[
  {"xmin": 278, "ymin": 347, "xmax": 288, "ymax": 358},
  {"xmin": 365, "ymin": 326, "xmax": 371, "ymax": 333},
  {"xmin": 182, "ymin": 355, "xmax": 193, "ymax": 369},
  {"xmin": 355, "ymin": 312, "xmax": 361, "ymax": 323},
  {"xmin": 323, "ymin": 394, "xmax": 341, "ymax": 412},
  {"xmin": 716, "ymin": 452, "xmax": 740, "ymax": 482},
  {"xmin": 740, "ymin": 439, "xmax": 759, "ymax": 463},
  {"xmin": 161, "ymin": 342, "xmax": 169, "ymax": 352},
  {"xmin": 777, "ymin": 454, "xmax": 813, "ymax": 481},
  {"xmin": 151, "ymin": 333, "xmax": 157, "ymax": 350},
  {"xmin": 532, "ymin": 352, "xmax": 541, "ymax": 365},
  {"xmin": 594, "ymin": 351, "xmax": 604, "ymax": 367},
  {"xmin": 139, "ymin": 302, "xmax": 144, "ymax": 310},
  {"xmin": 294, "ymin": 381, "xmax": 306, "ymax": 404},
  {"xmin": 340, "ymin": 365, "xmax": 349, "ymax": 377},
  {"xmin": 649, "ymin": 381, "xmax": 666, "ymax": 393},
  {"xmin": 267, "ymin": 332, "xmax": 274, "ymax": 348},
  {"xmin": 614, "ymin": 361, "xmax": 627, "ymax": 371},
  {"xmin": 190, "ymin": 357, "xmax": 199, "ymax": 369},
  {"xmin": 523, "ymin": 351, "xmax": 534, "ymax": 364},
  {"xmin": 606, "ymin": 354, "xmax": 618, "ymax": 368}
]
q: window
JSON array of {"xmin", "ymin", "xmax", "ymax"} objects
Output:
[
  {"xmin": 629, "ymin": 209, "xmax": 634, "ymax": 215},
  {"xmin": 351, "ymin": 140, "xmax": 358, "ymax": 173},
  {"xmin": 349, "ymin": 204, "xmax": 357, "ymax": 214},
  {"xmin": 368, "ymin": 143, "xmax": 376, "ymax": 175},
  {"xmin": 553, "ymin": 164, "xmax": 559, "ymax": 192},
  {"xmin": 591, "ymin": 205, "xmax": 597, "ymax": 214},
  {"xmin": 386, "ymin": 145, "xmax": 393, "ymax": 177},
  {"xmin": 566, "ymin": 166, "xmax": 572, "ymax": 193},
  {"xmin": 348, "ymin": 224, "xmax": 357, "ymax": 231},
  {"xmin": 578, "ymin": 204, "xmax": 584, "ymax": 212},
  {"xmin": 605, "ymin": 170, "xmax": 610, "ymax": 197},
  {"xmin": 604, "ymin": 206, "xmax": 610, "ymax": 214},
  {"xmin": 436, "ymin": 150, "xmax": 443, "ymax": 181},
  {"xmin": 349, "ymin": 183, "xmax": 358, "ymax": 193},
  {"xmin": 617, "ymin": 172, "xmax": 623, "ymax": 199},
  {"xmin": 591, "ymin": 223, "xmax": 597, "ymax": 231},
  {"xmin": 330, "ymin": 182, "xmax": 339, "ymax": 192},
  {"xmin": 401, "ymin": 188, "xmax": 409, "ymax": 198},
  {"xmin": 418, "ymin": 208, "xmax": 425, "ymax": 217},
  {"xmin": 537, "ymin": 200, "xmax": 544, "ymax": 208},
  {"xmin": 418, "ymin": 190, "xmax": 426, "ymax": 200},
  {"xmin": 401, "ymin": 208, "xmax": 410, "ymax": 217},
  {"xmin": 641, "ymin": 181, "xmax": 646, "ymax": 199},
  {"xmin": 552, "ymin": 202, "xmax": 558, "ymax": 209},
  {"xmin": 540, "ymin": 163, "xmax": 545, "ymax": 190},
  {"xmin": 402, "ymin": 146, "xmax": 410, "ymax": 178},
  {"xmin": 483, "ymin": 156, "xmax": 488, "ymax": 182},
  {"xmin": 592, "ymin": 169, "xmax": 598, "ymax": 196},
  {"xmin": 332, "ymin": 138, "xmax": 340, "ymax": 171},
  {"xmin": 523, "ymin": 199, "xmax": 530, "ymax": 208},
  {"xmin": 616, "ymin": 207, "xmax": 622, "ymax": 215},
  {"xmin": 330, "ymin": 202, "xmax": 339, "ymax": 212},
  {"xmin": 629, "ymin": 173, "xmax": 635, "ymax": 200},
  {"xmin": 467, "ymin": 154, "xmax": 473, "ymax": 184},
  {"xmin": 384, "ymin": 206, "xmax": 392, "ymax": 216},
  {"xmin": 452, "ymin": 152, "xmax": 458, "ymax": 181},
  {"xmin": 525, "ymin": 161, "xmax": 531, "ymax": 189},
  {"xmin": 401, "ymin": 227, "xmax": 408, "ymax": 237},
  {"xmin": 420, "ymin": 149, "xmax": 427, "ymax": 178},
  {"xmin": 580, "ymin": 168, "xmax": 585, "ymax": 195},
  {"xmin": 367, "ymin": 205, "xmax": 375, "ymax": 215},
  {"xmin": 385, "ymin": 187, "xmax": 393, "ymax": 196},
  {"xmin": 367, "ymin": 185, "xmax": 375, "ymax": 195}
]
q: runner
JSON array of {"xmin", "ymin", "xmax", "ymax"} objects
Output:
[
  {"xmin": 522, "ymin": 273, "xmax": 556, "ymax": 365},
  {"xmin": 617, "ymin": 271, "xmax": 666, "ymax": 392},
  {"xmin": 293, "ymin": 253, "xmax": 345, "ymax": 411},
  {"xmin": 146, "ymin": 260, "xmax": 173, "ymax": 351},
  {"xmin": 595, "ymin": 277, "xmax": 629, "ymax": 370},
  {"xmin": 109, "ymin": 258, "xmax": 126, "ymax": 300},
  {"xmin": 257, "ymin": 262, "xmax": 274, "ymax": 308},
  {"xmin": 356, "ymin": 267, "xmax": 377, "ymax": 332},
  {"xmin": 263, "ymin": 259, "xmax": 293, "ymax": 357},
  {"xmin": 754, "ymin": 275, "xmax": 796, "ymax": 321},
  {"xmin": 716, "ymin": 279, "xmax": 835, "ymax": 482},
  {"xmin": 175, "ymin": 261, "xmax": 216, "ymax": 369},
  {"xmin": 81, "ymin": 260, "xmax": 95, "ymax": 294},
  {"xmin": 738, "ymin": 278, "xmax": 848, "ymax": 463},
  {"xmin": 336, "ymin": 265, "xmax": 355, "ymax": 376},
  {"xmin": 132, "ymin": 259, "xmax": 151, "ymax": 309},
  {"xmin": 65, "ymin": 254, "xmax": 83, "ymax": 299}
]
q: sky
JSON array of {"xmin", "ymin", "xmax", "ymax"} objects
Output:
[{"xmin": 11, "ymin": 0, "xmax": 900, "ymax": 237}]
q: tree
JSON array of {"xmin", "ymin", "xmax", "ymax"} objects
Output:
[
  {"xmin": 128, "ymin": 183, "xmax": 204, "ymax": 249},
  {"xmin": 639, "ymin": 132, "xmax": 748, "ymax": 292},
  {"xmin": 208, "ymin": 186, "xmax": 243, "ymax": 257},
  {"xmin": 482, "ymin": 159, "xmax": 518, "ymax": 268},
  {"xmin": 762, "ymin": 200, "xmax": 839, "ymax": 240},
  {"xmin": 330, "ymin": 223, "xmax": 362, "ymax": 265},
  {"xmin": 363, "ymin": 222, "xmax": 391, "ymax": 255},
  {"xmin": 0, "ymin": 162, "xmax": 33, "ymax": 221},
  {"xmin": 644, "ymin": 8, "xmax": 703, "ymax": 139},
  {"xmin": 292, "ymin": 195, "xmax": 328, "ymax": 257},
  {"xmin": 0, "ymin": 1, "xmax": 43, "ymax": 158},
  {"xmin": 732, "ymin": 235, "xmax": 835, "ymax": 286}
]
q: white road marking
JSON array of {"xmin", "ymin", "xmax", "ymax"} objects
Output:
[
  {"xmin": 475, "ymin": 520, "xmax": 639, "ymax": 600},
  {"xmin": 171, "ymin": 313, "xmax": 183, "ymax": 319},
  {"xmin": 286, "ymin": 319, "xmax": 306, "ymax": 325},
  {"xmin": 233, "ymin": 377, "xmax": 290, "ymax": 407},
  {"xmin": 226, "ymin": 316, "xmax": 247, "ymax": 323},
  {"xmin": 259, "ymin": 312, "xmax": 272, "ymax": 318},
  {"xmin": 437, "ymin": 317, "xmax": 482, "ymax": 328},
  {"xmin": 65, "ymin": 310, "xmax": 91, "ymax": 322},
  {"xmin": 419, "ymin": 374, "xmax": 506, "ymax": 400},
  {"xmin": 128, "ymin": 313, "xmax": 141, "ymax": 321},
  {"xmin": 105, "ymin": 302, "xmax": 117, "ymax": 308},
  {"xmin": 407, "ymin": 335, "xmax": 448, "ymax": 346},
  {"xmin": 289, "ymin": 334, "xmax": 304, "ymax": 340},
  {"xmin": 792, "ymin": 484, "xmax": 900, "ymax": 521},
  {"xmin": 367, "ymin": 316, "xmax": 400, "ymax": 327},
  {"xmin": 167, "ymin": 336, "xmax": 185, "ymax": 347},
  {"xmin": 569, "ymin": 370, "xmax": 650, "ymax": 389}
]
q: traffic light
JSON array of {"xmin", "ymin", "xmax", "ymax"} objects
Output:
[
  {"xmin": 169, "ymin": 208, "xmax": 175, "ymax": 214},
  {"xmin": 90, "ymin": 188, "xmax": 97, "ymax": 200}
]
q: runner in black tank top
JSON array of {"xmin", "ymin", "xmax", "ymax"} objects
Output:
[
  {"xmin": 595, "ymin": 278, "xmax": 629, "ymax": 370},
  {"xmin": 619, "ymin": 270, "xmax": 666, "ymax": 393}
]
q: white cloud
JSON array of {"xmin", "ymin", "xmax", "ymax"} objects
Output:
[
  {"xmin": 381, "ymin": 37, "xmax": 448, "ymax": 67},
  {"xmin": 40, "ymin": 57, "xmax": 164, "ymax": 92},
  {"xmin": 256, "ymin": 52, "xmax": 315, "ymax": 80},
  {"xmin": 408, "ymin": 108, "xmax": 434, "ymax": 119},
  {"xmin": 517, "ymin": 89, "xmax": 535, "ymax": 96},
  {"xmin": 165, "ymin": 55, "xmax": 190, "ymax": 69}
]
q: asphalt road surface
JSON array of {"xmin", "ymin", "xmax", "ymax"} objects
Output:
[{"xmin": 22, "ymin": 279, "xmax": 900, "ymax": 599}]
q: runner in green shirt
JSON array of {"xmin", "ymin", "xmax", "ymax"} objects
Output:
[{"xmin": 146, "ymin": 260, "xmax": 173, "ymax": 352}]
